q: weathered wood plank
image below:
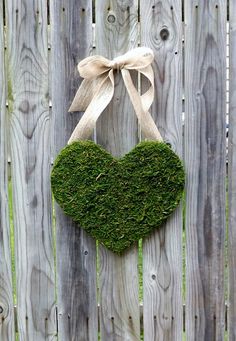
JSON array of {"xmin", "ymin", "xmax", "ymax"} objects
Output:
[
  {"xmin": 50, "ymin": 1, "xmax": 98, "ymax": 340},
  {"xmin": 95, "ymin": 1, "xmax": 140, "ymax": 340},
  {"xmin": 6, "ymin": 0, "xmax": 56, "ymax": 339},
  {"xmin": 140, "ymin": 1, "xmax": 183, "ymax": 340},
  {"xmin": 0, "ymin": 0, "xmax": 15, "ymax": 339},
  {"xmin": 228, "ymin": 1, "xmax": 236, "ymax": 339},
  {"xmin": 184, "ymin": 1, "xmax": 226, "ymax": 340}
]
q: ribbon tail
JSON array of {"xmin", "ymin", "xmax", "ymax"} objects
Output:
[
  {"xmin": 121, "ymin": 68, "xmax": 163, "ymax": 141},
  {"xmin": 139, "ymin": 65, "xmax": 155, "ymax": 113},
  {"xmin": 68, "ymin": 71, "xmax": 114, "ymax": 143},
  {"xmin": 68, "ymin": 78, "xmax": 102, "ymax": 112}
]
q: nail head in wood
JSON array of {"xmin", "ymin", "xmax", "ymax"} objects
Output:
[{"xmin": 107, "ymin": 13, "xmax": 116, "ymax": 23}]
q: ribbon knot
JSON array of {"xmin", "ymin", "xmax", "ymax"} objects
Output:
[
  {"xmin": 68, "ymin": 47, "xmax": 163, "ymax": 143},
  {"xmin": 109, "ymin": 60, "xmax": 124, "ymax": 71}
]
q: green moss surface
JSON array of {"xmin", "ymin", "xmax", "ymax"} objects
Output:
[{"xmin": 51, "ymin": 140, "xmax": 185, "ymax": 253}]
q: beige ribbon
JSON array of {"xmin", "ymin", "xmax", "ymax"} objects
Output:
[{"xmin": 68, "ymin": 47, "xmax": 163, "ymax": 144}]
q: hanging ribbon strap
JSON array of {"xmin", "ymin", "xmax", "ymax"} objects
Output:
[{"xmin": 68, "ymin": 47, "xmax": 163, "ymax": 144}]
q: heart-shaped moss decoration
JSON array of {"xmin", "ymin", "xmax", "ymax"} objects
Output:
[{"xmin": 51, "ymin": 140, "xmax": 185, "ymax": 253}]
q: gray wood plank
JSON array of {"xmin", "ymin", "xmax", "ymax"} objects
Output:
[
  {"xmin": 6, "ymin": 0, "xmax": 56, "ymax": 339},
  {"xmin": 95, "ymin": 1, "xmax": 140, "ymax": 340},
  {"xmin": 228, "ymin": 1, "xmax": 236, "ymax": 340},
  {"xmin": 140, "ymin": 1, "xmax": 183, "ymax": 340},
  {"xmin": 184, "ymin": 1, "xmax": 226, "ymax": 340},
  {"xmin": 50, "ymin": 1, "xmax": 98, "ymax": 340},
  {"xmin": 0, "ymin": 0, "xmax": 15, "ymax": 339}
]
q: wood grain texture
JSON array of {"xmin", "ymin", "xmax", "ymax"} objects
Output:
[
  {"xmin": 140, "ymin": 1, "xmax": 183, "ymax": 340},
  {"xmin": 228, "ymin": 1, "xmax": 236, "ymax": 339},
  {"xmin": 6, "ymin": 0, "xmax": 56, "ymax": 339},
  {"xmin": 184, "ymin": 1, "xmax": 226, "ymax": 340},
  {"xmin": 0, "ymin": 1, "xmax": 15, "ymax": 339},
  {"xmin": 95, "ymin": 1, "xmax": 140, "ymax": 340},
  {"xmin": 50, "ymin": 1, "xmax": 98, "ymax": 340}
]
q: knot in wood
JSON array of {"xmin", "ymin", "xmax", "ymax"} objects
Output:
[
  {"xmin": 160, "ymin": 28, "xmax": 170, "ymax": 41},
  {"xmin": 0, "ymin": 306, "xmax": 3, "ymax": 314}
]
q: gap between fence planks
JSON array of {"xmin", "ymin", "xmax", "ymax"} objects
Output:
[
  {"xmin": 0, "ymin": 0, "xmax": 15, "ymax": 339},
  {"xmin": 50, "ymin": 1, "xmax": 98, "ymax": 341},
  {"xmin": 228, "ymin": 1, "xmax": 236, "ymax": 340},
  {"xmin": 95, "ymin": 1, "xmax": 140, "ymax": 340},
  {"xmin": 184, "ymin": 1, "xmax": 226, "ymax": 340},
  {"xmin": 140, "ymin": 1, "xmax": 183, "ymax": 340}
]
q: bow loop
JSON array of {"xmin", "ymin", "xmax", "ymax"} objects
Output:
[
  {"xmin": 68, "ymin": 47, "xmax": 162, "ymax": 144},
  {"xmin": 114, "ymin": 47, "xmax": 155, "ymax": 70},
  {"xmin": 77, "ymin": 55, "xmax": 111, "ymax": 78}
]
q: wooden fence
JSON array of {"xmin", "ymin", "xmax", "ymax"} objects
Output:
[{"xmin": 0, "ymin": 0, "xmax": 234, "ymax": 340}]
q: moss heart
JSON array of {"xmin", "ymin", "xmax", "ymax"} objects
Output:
[{"xmin": 51, "ymin": 140, "xmax": 185, "ymax": 253}]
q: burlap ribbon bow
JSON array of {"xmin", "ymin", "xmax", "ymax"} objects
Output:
[{"xmin": 68, "ymin": 47, "xmax": 163, "ymax": 144}]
